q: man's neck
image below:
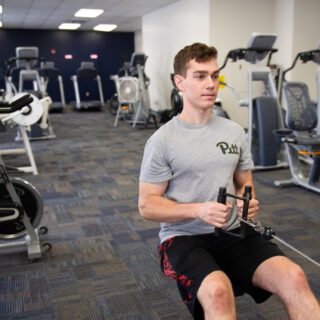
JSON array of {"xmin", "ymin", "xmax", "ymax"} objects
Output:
[{"xmin": 179, "ymin": 107, "xmax": 212, "ymax": 125}]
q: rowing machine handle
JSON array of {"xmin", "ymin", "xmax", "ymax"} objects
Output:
[
  {"xmin": 242, "ymin": 186, "xmax": 252, "ymax": 221},
  {"xmin": 214, "ymin": 187, "xmax": 227, "ymax": 236}
]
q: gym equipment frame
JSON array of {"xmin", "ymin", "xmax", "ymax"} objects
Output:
[
  {"xmin": 0, "ymin": 93, "xmax": 44, "ymax": 175},
  {"xmin": 273, "ymin": 46, "xmax": 320, "ymax": 194},
  {"xmin": 219, "ymin": 33, "xmax": 288, "ymax": 171},
  {"xmin": 216, "ymin": 186, "xmax": 319, "ymax": 268},
  {"xmin": 0, "ymin": 151, "xmax": 51, "ymax": 259}
]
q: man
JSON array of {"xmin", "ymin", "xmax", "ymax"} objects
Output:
[{"xmin": 138, "ymin": 43, "xmax": 320, "ymax": 319}]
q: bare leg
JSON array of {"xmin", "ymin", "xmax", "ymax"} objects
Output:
[
  {"xmin": 197, "ymin": 270, "xmax": 236, "ymax": 320},
  {"xmin": 253, "ymin": 256, "xmax": 320, "ymax": 320}
]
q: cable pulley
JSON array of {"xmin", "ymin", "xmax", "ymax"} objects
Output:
[
  {"xmin": 236, "ymin": 206, "xmax": 320, "ymax": 268},
  {"xmin": 216, "ymin": 186, "xmax": 320, "ymax": 268}
]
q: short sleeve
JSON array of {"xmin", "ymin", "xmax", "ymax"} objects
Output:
[
  {"xmin": 236, "ymin": 128, "xmax": 254, "ymax": 171},
  {"xmin": 139, "ymin": 134, "xmax": 173, "ymax": 183}
]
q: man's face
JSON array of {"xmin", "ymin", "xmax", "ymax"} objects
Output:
[{"xmin": 174, "ymin": 58, "xmax": 219, "ymax": 111}]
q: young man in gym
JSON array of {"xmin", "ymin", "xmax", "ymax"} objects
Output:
[{"xmin": 138, "ymin": 42, "xmax": 320, "ymax": 320}]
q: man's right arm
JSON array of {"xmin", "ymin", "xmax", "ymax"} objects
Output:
[{"xmin": 138, "ymin": 181, "xmax": 231, "ymax": 227}]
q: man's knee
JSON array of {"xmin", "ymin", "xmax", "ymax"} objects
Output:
[
  {"xmin": 197, "ymin": 271, "xmax": 235, "ymax": 311},
  {"xmin": 255, "ymin": 257, "xmax": 310, "ymax": 298},
  {"xmin": 286, "ymin": 262, "xmax": 309, "ymax": 291},
  {"xmin": 274, "ymin": 260, "xmax": 309, "ymax": 296}
]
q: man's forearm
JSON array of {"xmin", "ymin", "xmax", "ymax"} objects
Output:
[
  {"xmin": 138, "ymin": 194, "xmax": 200, "ymax": 223},
  {"xmin": 234, "ymin": 170, "xmax": 256, "ymax": 198}
]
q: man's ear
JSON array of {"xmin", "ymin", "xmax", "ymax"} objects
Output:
[{"xmin": 173, "ymin": 74, "xmax": 185, "ymax": 92}]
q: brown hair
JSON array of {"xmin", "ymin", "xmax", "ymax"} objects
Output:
[{"xmin": 173, "ymin": 42, "xmax": 218, "ymax": 76}]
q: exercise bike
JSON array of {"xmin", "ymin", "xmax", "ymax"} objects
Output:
[
  {"xmin": 0, "ymin": 91, "xmax": 50, "ymax": 175},
  {"xmin": 273, "ymin": 45, "xmax": 320, "ymax": 194},
  {"xmin": 0, "ymin": 94, "xmax": 51, "ymax": 259}
]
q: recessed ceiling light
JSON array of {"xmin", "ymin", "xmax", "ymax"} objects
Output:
[
  {"xmin": 75, "ymin": 9, "xmax": 103, "ymax": 18},
  {"xmin": 0, "ymin": 21, "xmax": 2, "ymax": 28},
  {"xmin": 0, "ymin": 5, "xmax": 2, "ymax": 14},
  {"xmin": 93, "ymin": 24, "xmax": 117, "ymax": 32},
  {"xmin": 58, "ymin": 23, "xmax": 81, "ymax": 30}
]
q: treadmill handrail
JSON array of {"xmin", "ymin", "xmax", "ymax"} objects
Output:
[{"xmin": 218, "ymin": 47, "xmax": 278, "ymax": 72}]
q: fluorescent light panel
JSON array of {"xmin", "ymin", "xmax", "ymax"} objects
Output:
[
  {"xmin": 0, "ymin": 5, "xmax": 2, "ymax": 14},
  {"xmin": 0, "ymin": 21, "xmax": 2, "ymax": 28},
  {"xmin": 94, "ymin": 24, "xmax": 117, "ymax": 32},
  {"xmin": 75, "ymin": 9, "xmax": 103, "ymax": 18},
  {"xmin": 59, "ymin": 23, "xmax": 81, "ymax": 30}
]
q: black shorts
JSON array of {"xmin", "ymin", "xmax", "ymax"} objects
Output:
[{"xmin": 158, "ymin": 227, "xmax": 285, "ymax": 320}]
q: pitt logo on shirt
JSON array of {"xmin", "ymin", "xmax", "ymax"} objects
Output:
[{"xmin": 216, "ymin": 142, "xmax": 240, "ymax": 155}]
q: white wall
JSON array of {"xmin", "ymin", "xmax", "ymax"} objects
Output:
[
  {"xmin": 290, "ymin": 0, "xmax": 320, "ymax": 99},
  {"xmin": 134, "ymin": 30, "xmax": 143, "ymax": 52},
  {"xmin": 142, "ymin": 0, "xmax": 210, "ymax": 111},
  {"xmin": 210, "ymin": 0, "xmax": 277, "ymax": 128},
  {"xmin": 141, "ymin": 0, "xmax": 320, "ymax": 125},
  {"xmin": 274, "ymin": 0, "xmax": 294, "ymax": 69}
]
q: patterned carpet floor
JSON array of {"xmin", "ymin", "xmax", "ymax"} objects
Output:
[{"xmin": 0, "ymin": 107, "xmax": 319, "ymax": 319}]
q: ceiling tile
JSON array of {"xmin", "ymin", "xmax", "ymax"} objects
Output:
[{"xmin": 1, "ymin": 0, "xmax": 179, "ymax": 31}]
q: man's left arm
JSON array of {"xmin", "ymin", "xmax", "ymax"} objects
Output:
[{"xmin": 233, "ymin": 169, "xmax": 259, "ymax": 220}]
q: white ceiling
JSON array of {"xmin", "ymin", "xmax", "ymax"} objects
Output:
[{"xmin": 1, "ymin": 0, "xmax": 179, "ymax": 32}]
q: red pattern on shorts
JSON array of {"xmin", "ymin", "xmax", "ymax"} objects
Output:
[{"xmin": 158, "ymin": 237, "xmax": 193, "ymax": 302}]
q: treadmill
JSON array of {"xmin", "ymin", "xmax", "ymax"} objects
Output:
[
  {"xmin": 71, "ymin": 61, "xmax": 104, "ymax": 110},
  {"xmin": 219, "ymin": 33, "xmax": 287, "ymax": 170},
  {"xmin": 39, "ymin": 61, "xmax": 66, "ymax": 112}
]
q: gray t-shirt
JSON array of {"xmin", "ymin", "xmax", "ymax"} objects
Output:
[{"xmin": 139, "ymin": 115, "xmax": 254, "ymax": 243}]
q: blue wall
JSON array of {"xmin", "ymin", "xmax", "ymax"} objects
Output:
[{"xmin": 0, "ymin": 29, "xmax": 134, "ymax": 102}]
